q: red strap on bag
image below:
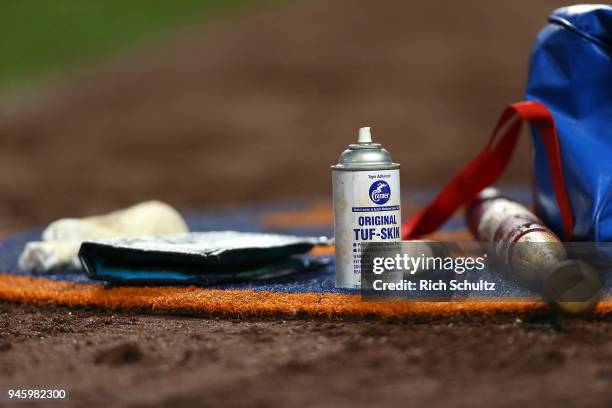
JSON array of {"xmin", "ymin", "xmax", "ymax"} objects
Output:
[{"xmin": 402, "ymin": 101, "xmax": 574, "ymax": 241}]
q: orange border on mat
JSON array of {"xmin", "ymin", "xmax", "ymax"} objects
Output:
[{"xmin": 1, "ymin": 274, "xmax": 611, "ymax": 318}]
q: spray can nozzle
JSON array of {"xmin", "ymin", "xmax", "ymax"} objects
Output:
[{"xmin": 358, "ymin": 127, "xmax": 372, "ymax": 144}]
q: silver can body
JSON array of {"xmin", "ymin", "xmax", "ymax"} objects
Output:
[{"xmin": 331, "ymin": 133, "xmax": 401, "ymax": 288}]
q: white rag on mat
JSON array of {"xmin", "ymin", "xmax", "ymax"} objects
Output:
[{"xmin": 18, "ymin": 200, "xmax": 189, "ymax": 272}]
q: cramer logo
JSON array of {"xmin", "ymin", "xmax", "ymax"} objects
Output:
[{"xmin": 369, "ymin": 181, "xmax": 391, "ymax": 205}]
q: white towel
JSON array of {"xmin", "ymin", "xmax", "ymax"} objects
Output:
[{"xmin": 18, "ymin": 201, "xmax": 189, "ymax": 272}]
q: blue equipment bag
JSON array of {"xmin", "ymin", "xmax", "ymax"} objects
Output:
[
  {"xmin": 527, "ymin": 4, "xmax": 612, "ymax": 241},
  {"xmin": 402, "ymin": 4, "xmax": 612, "ymax": 242}
]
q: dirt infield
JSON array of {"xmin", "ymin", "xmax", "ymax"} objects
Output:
[
  {"xmin": 1, "ymin": 302, "xmax": 610, "ymax": 407},
  {"xmin": 2, "ymin": 1, "xmax": 610, "ymax": 406}
]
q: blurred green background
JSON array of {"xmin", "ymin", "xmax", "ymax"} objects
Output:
[{"xmin": 0, "ymin": 0, "xmax": 247, "ymax": 88}]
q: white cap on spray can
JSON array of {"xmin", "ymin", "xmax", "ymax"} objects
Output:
[{"xmin": 357, "ymin": 127, "xmax": 372, "ymax": 144}]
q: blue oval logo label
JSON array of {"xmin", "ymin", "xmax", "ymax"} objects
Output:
[{"xmin": 369, "ymin": 180, "xmax": 391, "ymax": 205}]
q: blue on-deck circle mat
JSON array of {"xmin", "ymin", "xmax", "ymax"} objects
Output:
[{"xmin": 3, "ymin": 191, "xmax": 607, "ymax": 299}]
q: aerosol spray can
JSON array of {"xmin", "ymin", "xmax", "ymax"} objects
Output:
[{"xmin": 332, "ymin": 127, "xmax": 401, "ymax": 288}]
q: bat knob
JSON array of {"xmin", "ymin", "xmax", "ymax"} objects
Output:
[{"xmin": 543, "ymin": 259, "xmax": 603, "ymax": 316}]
